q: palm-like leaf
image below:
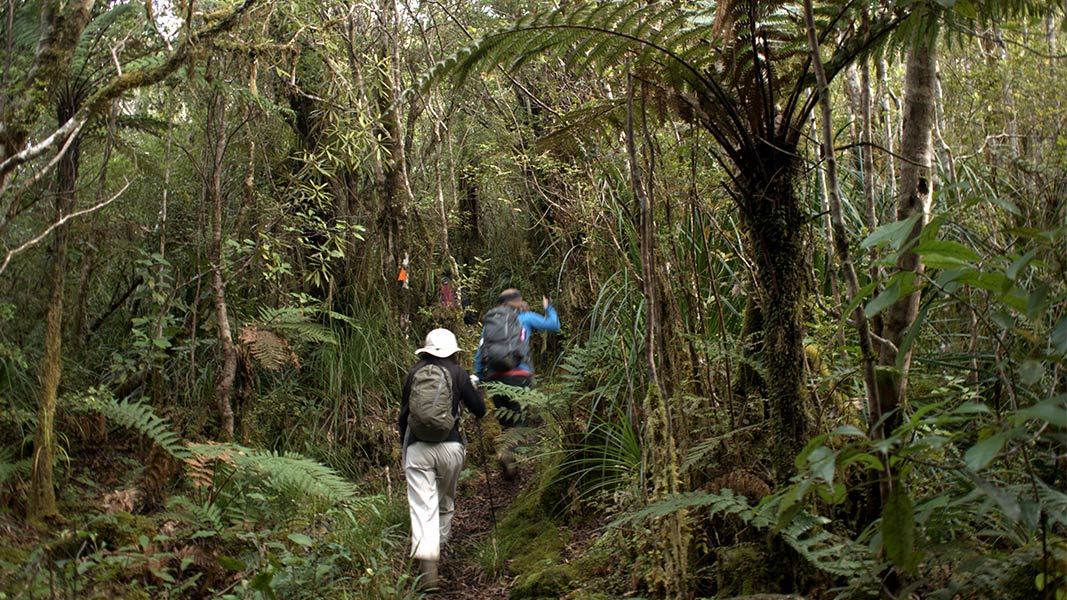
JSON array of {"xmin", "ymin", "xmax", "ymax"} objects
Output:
[{"xmin": 422, "ymin": 0, "xmax": 905, "ymax": 188}]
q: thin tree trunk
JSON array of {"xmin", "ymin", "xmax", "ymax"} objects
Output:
[
  {"xmin": 991, "ymin": 25, "xmax": 1020, "ymax": 157},
  {"xmin": 858, "ymin": 23, "xmax": 883, "ymax": 342},
  {"xmin": 205, "ymin": 86, "xmax": 236, "ymax": 441},
  {"xmin": 877, "ymin": 41, "xmax": 937, "ymax": 439},
  {"xmin": 877, "ymin": 58, "xmax": 897, "ymax": 205},
  {"xmin": 932, "ymin": 63, "xmax": 959, "ymax": 204},
  {"xmin": 811, "ymin": 115, "xmax": 844, "ymax": 346},
  {"xmin": 804, "ymin": 0, "xmax": 880, "ymax": 446},
  {"xmin": 1047, "ymin": 13, "xmax": 1058, "ymax": 56},
  {"xmin": 375, "ymin": 0, "xmax": 412, "ymax": 283},
  {"xmin": 28, "ymin": 97, "xmax": 82, "ymax": 521},
  {"xmin": 626, "ymin": 74, "xmax": 666, "ymax": 401},
  {"xmin": 627, "ymin": 75, "xmax": 688, "ymax": 595}
]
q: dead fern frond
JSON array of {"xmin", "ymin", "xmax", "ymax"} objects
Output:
[
  {"xmin": 238, "ymin": 325, "xmax": 300, "ymax": 371},
  {"xmin": 707, "ymin": 469, "xmax": 772, "ymax": 500},
  {"xmin": 101, "ymin": 488, "xmax": 140, "ymax": 514},
  {"xmin": 182, "ymin": 441, "xmax": 235, "ymax": 491}
]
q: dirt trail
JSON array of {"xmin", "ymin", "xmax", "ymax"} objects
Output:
[{"xmin": 433, "ymin": 462, "xmax": 530, "ymax": 600}]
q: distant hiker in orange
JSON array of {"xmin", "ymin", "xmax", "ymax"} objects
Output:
[{"xmin": 398, "ymin": 328, "xmax": 486, "ymax": 591}]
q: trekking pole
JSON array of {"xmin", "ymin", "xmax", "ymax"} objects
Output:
[{"xmin": 473, "ymin": 418, "xmax": 498, "ymax": 529}]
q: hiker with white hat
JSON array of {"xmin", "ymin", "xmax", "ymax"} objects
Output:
[{"xmin": 398, "ymin": 328, "xmax": 486, "ymax": 592}]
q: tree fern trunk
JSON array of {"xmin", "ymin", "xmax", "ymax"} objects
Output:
[{"xmin": 739, "ymin": 143, "xmax": 809, "ymax": 482}]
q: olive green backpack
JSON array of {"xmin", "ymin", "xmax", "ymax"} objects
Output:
[{"xmin": 408, "ymin": 365, "xmax": 456, "ymax": 442}]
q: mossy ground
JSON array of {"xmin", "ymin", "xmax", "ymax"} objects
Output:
[{"xmin": 461, "ymin": 456, "xmax": 629, "ymax": 600}]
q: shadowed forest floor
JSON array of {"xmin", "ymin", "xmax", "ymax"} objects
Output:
[{"xmin": 436, "ymin": 463, "xmax": 530, "ymax": 599}]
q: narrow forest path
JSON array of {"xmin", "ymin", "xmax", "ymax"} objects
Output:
[{"xmin": 433, "ymin": 462, "xmax": 531, "ymax": 599}]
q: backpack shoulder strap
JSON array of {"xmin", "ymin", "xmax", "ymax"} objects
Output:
[{"xmin": 442, "ymin": 362, "xmax": 463, "ymax": 417}]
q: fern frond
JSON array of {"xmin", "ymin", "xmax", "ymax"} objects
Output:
[
  {"xmin": 613, "ymin": 488, "xmax": 875, "ymax": 578},
  {"xmin": 67, "ymin": 388, "xmax": 191, "ymax": 460},
  {"xmin": 72, "ymin": 2, "xmax": 140, "ymax": 76},
  {"xmin": 239, "ymin": 325, "xmax": 299, "ymax": 371},
  {"xmin": 0, "ymin": 446, "xmax": 31, "ymax": 485},
  {"xmin": 165, "ymin": 494, "xmax": 224, "ymax": 531},
  {"xmin": 237, "ymin": 305, "xmax": 340, "ymax": 371},
  {"xmin": 186, "ymin": 443, "xmax": 369, "ymax": 508},
  {"xmin": 1036, "ymin": 479, "xmax": 1067, "ymax": 528},
  {"xmin": 256, "ymin": 306, "xmax": 339, "ymax": 345},
  {"xmin": 483, "ymin": 381, "xmax": 564, "ymax": 413}
]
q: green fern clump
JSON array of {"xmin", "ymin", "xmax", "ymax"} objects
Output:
[
  {"xmin": 0, "ymin": 447, "xmax": 31, "ymax": 486},
  {"xmin": 186, "ymin": 442, "xmax": 374, "ymax": 511},
  {"xmin": 254, "ymin": 305, "xmax": 340, "ymax": 347},
  {"xmin": 64, "ymin": 389, "xmax": 370, "ymax": 514}
]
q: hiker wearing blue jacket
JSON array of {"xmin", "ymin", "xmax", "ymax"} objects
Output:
[{"xmin": 474, "ymin": 288, "xmax": 560, "ymax": 478}]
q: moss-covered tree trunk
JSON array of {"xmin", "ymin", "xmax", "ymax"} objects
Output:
[
  {"xmin": 738, "ymin": 142, "xmax": 809, "ymax": 481},
  {"xmin": 375, "ymin": 0, "xmax": 411, "ymax": 287},
  {"xmin": 28, "ymin": 99, "xmax": 82, "ymax": 521}
]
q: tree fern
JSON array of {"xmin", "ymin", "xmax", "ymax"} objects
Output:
[
  {"xmin": 71, "ymin": 1, "xmax": 140, "ymax": 79},
  {"xmin": 421, "ymin": 0, "xmax": 903, "ymax": 156}
]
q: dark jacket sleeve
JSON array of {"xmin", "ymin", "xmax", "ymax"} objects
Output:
[
  {"xmin": 398, "ymin": 364, "xmax": 417, "ymax": 443},
  {"xmin": 453, "ymin": 364, "xmax": 487, "ymax": 419}
]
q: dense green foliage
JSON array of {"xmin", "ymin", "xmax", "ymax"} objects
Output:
[{"xmin": 1, "ymin": 0, "xmax": 1065, "ymax": 598}]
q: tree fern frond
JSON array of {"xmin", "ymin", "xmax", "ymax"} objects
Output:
[
  {"xmin": 6, "ymin": 0, "xmax": 43, "ymax": 52},
  {"xmin": 72, "ymin": 2, "xmax": 140, "ymax": 76},
  {"xmin": 534, "ymin": 99, "xmax": 626, "ymax": 152},
  {"xmin": 1036, "ymin": 479, "xmax": 1067, "ymax": 528}
]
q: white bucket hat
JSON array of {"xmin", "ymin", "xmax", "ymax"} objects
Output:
[{"xmin": 416, "ymin": 328, "xmax": 462, "ymax": 358}]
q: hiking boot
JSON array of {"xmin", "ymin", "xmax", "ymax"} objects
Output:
[
  {"xmin": 417, "ymin": 559, "xmax": 439, "ymax": 592},
  {"xmin": 498, "ymin": 450, "xmax": 518, "ymax": 481}
]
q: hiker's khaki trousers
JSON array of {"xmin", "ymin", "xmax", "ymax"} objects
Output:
[{"xmin": 404, "ymin": 441, "xmax": 465, "ymax": 561}]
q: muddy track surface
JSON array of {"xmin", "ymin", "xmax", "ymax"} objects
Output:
[{"xmin": 432, "ymin": 462, "xmax": 531, "ymax": 600}]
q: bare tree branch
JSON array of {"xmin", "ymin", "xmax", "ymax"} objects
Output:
[
  {"xmin": 0, "ymin": 0, "xmax": 262, "ymax": 185},
  {"xmin": 0, "ymin": 179, "xmax": 130, "ymax": 275},
  {"xmin": 0, "ymin": 117, "xmax": 88, "ymax": 222},
  {"xmin": 0, "ymin": 112, "xmax": 88, "ymax": 184}
]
